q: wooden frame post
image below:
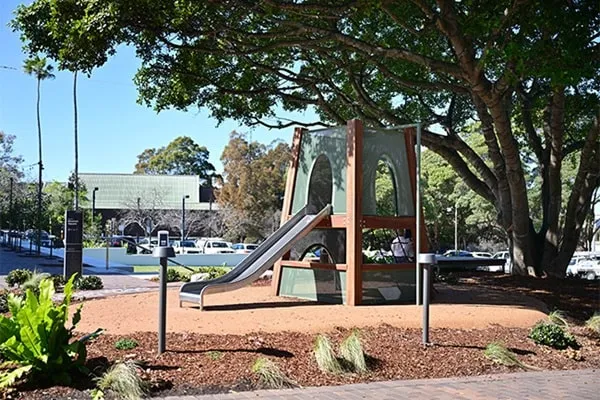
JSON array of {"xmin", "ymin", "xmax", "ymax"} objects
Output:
[
  {"xmin": 272, "ymin": 127, "xmax": 304, "ymax": 295},
  {"xmin": 346, "ymin": 119, "xmax": 364, "ymax": 305}
]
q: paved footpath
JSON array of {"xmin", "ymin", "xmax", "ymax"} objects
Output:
[{"xmin": 161, "ymin": 369, "xmax": 599, "ymax": 400}]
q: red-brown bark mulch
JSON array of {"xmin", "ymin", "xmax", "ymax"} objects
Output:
[{"xmin": 14, "ymin": 324, "xmax": 600, "ymax": 399}]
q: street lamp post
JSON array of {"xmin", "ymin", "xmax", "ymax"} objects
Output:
[
  {"xmin": 182, "ymin": 195, "xmax": 190, "ymax": 240},
  {"xmin": 92, "ymin": 187, "xmax": 99, "ymax": 223},
  {"xmin": 454, "ymin": 198, "xmax": 458, "ymax": 253}
]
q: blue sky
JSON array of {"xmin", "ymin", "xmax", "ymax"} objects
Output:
[{"xmin": 0, "ymin": 0, "xmax": 317, "ymax": 182}]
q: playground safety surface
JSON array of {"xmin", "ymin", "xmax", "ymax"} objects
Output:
[{"xmin": 15, "ymin": 275, "xmax": 600, "ymax": 399}]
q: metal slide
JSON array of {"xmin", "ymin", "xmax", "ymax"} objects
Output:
[{"xmin": 179, "ymin": 204, "xmax": 332, "ymax": 309}]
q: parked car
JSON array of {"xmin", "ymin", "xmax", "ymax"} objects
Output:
[
  {"xmin": 442, "ymin": 250, "xmax": 474, "ymax": 257},
  {"xmin": 472, "ymin": 252, "xmax": 493, "ymax": 258},
  {"xmin": 173, "ymin": 240, "xmax": 202, "ymax": 254},
  {"xmin": 195, "ymin": 238, "xmax": 235, "ymax": 254},
  {"xmin": 137, "ymin": 238, "xmax": 158, "ymax": 254},
  {"xmin": 231, "ymin": 243, "xmax": 259, "ymax": 254},
  {"xmin": 567, "ymin": 253, "xmax": 600, "ymax": 280}
]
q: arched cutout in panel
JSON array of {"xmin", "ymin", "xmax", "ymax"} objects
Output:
[
  {"xmin": 375, "ymin": 158, "xmax": 399, "ymax": 216},
  {"xmin": 299, "ymin": 244, "xmax": 337, "ymax": 264},
  {"xmin": 306, "ymin": 154, "xmax": 333, "ymax": 214}
]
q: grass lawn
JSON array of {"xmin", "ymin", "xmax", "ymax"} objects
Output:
[{"xmin": 133, "ymin": 265, "xmax": 230, "ymax": 273}]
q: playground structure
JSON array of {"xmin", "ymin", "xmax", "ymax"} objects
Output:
[
  {"xmin": 271, "ymin": 119, "xmax": 425, "ymax": 305},
  {"xmin": 179, "ymin": 119, "xmax": 425, "ymax": 308}
]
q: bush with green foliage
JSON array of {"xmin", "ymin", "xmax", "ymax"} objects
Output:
[
  {"xmin": 0, "ymin": 275, "xmax": 95, "ymax": 388},
  {"xmin": 114, "ymin": 338, "xmax": 138, "ymax": 350},
  {"xmin": 252, "ymin": 357, "xmax": 296, "ymax": 389},
  {"xmin": 0, "ymin": 290, "xmax": 8, "ymax": 314},
  {"xmin": 51, "ymin": 274, "xmax": 67, "ymax": 290},
  {"xmin": 529, "ymin": 322, "xmax": 578, "ymax": 349},
  {"xmin": 5, "ymin": 269, "xmax": 32, "ymax": 287},
  {"xmin": 21, "ymin": 271, "xmax": 51, "ymax": 295},
  {"xmin": 94, "ymin": 361, "xmax": 148, "ymax": 400},
  {"xmin": 76, "ymin": 275, "xmax": 104, "ymax": 290},
  {"xmin": 166, "ymin": 268, "xmax": 183, "ymax": 282}
]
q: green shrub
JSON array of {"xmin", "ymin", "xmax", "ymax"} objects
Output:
[
  {"xmin": 5, "ymin": 269, "xmax": 32, "ymax": 287},
  {"xmin": 166, "ymin": 268, "xmax": 183, "ymax": 282},
  {"xmin": 252, "ymin": 357, "xmax": 296, "ymax": 389},
  {"xmin": 313, "ymin": 334, "xmax": 343, "ymax": 374},
  {"xmin": 21, "ymin": 271, "xmax": 50, "ymax": 295},
  {"xmin": 76, "ymin": 275, "xmax": 104, "ymax": 290},
  {"xmin": 585, "ymin": 313, "xmax": 600, "ymax": 336},
  {"xmin": 94, "ymin": 361, "xmax": 148, "ymax": 400},
  {"xmin": 0, "ymin": 290, "xmax": 8, "ymax": 314},
  {"xmin": 0, "ymin": 275, "xmax": 95, "ymax": 388},
  {"xmin": 484, "ymin": 342, "xmax": 524, "ymax": 368},
  {"xmin": 206, "ymin": 350, "xmax": 223, "ymax": 361},
  {"xmin": 339, "ymin": 330, "xmax": 368, "ymax": 373},
  {"xmin": 114, "ymin": 338, "xmax": 139, "ymax": 351},
  {"xmin": 197, "ymin": 266, "xmax": 229, "ymax": 280},
  {"xmin": 50, "ymin": 274, "xmax": 67, "ymax": 291},
  {"xmin": 529, "ymin": 322, "xmax": 578, "ymax": 349}
]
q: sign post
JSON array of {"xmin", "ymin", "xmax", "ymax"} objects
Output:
[
  {"xmin": 419, "ymin": 253, "xmax": 437, "ymax": 345},
  {"xmin": 64, "ymin": 210, "xmax": 83, "ymax": 279},
  {"xmin": 152, "ymin": 230, "xmax": 175, "ymax": 355}
]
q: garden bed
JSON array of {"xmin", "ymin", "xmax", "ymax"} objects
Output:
[{"xmin": 14, "ymin": 324, "xmax": 600, "ymax": 399}]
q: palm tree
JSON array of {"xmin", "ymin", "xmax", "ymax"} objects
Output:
[
  {"xmin": 23, "ymin": 55, "xmax": 54, "ymax": 256},
  {"xmin": 73, "ymin": 71, "xmax": 79, "ymax": 210}
]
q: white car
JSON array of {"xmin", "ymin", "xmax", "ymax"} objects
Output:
[
  {"xmin": 196, "ymin": 238, "xmax": 235, "ymax": 254},
  {"xmin": 568, "ymin": 255, "xmax": 600, "ymax": 280},
  {"xmin": 232, "ymin": 243, "xmax": 259, "ymax": 254},
  {"xmin": 172, "ymin": 240, "xmax": 202, "ymax": 254},
  {"xmin": 472, "ymin": 252, "xmax": 493, "ymax": 258}
]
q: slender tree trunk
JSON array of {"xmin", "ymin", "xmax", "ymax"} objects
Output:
[
  {"xmin": 73, "ymin": 71, "xmax": 79, "ymax": 210},
  {"xmin": 36, "ymin": 77, "xmax": 43, "ymax": 257}
]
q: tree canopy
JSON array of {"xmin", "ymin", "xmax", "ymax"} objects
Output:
[
  {"xmin": 11, "ymin": 0, "xmax": 600, "ymax": 276},
  {"xmin": 133, "ymin": 136, "xmax": 216, "ymax": 183}
]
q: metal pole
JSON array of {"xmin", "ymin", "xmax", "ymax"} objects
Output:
[
  {"xmin": 158, "ymin": 256, "xmax": 167, "ymax": 354},
  {"xmin": 105, "ymin": 236, "xmax": 110, "ymax": 270},
  {"xmin": 92, "ymin": 189, "xmax": 97, "ymax": 222},
  {"xmin": 415, "ymin": 122, "xmax": 422, "ymax": 305},
  {"xmin": 422, "ymin": 262, "xmax": 430, "ymax": 344},
  {"xmin": 454, "ymin": 198, "xmax": 458, "ymax": 252},
  {"xmin": 181, "ymin": 197, "xmax": 185, "ymax": 241},
  {"xmin": 9, "ymin": 177, "xmax": 13, "ymax": 240}
]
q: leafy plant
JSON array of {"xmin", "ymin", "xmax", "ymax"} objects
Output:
[
  {"xmin": 339, "ymin": 330, "xmax": 368, "ymax": 373},
  {"xmin": 196, "ymin": 266, "xmax": 229, "ymax": 280},
  {"xmin": 166, "ymin": 268, "xmax": 183, "ymax": 282},
  {"xmin": 0, "ymin": 290, "xmax": 8, "ymax": 314},
  {"xmin": 484, "ymin": 342, "xmax": 525, "ymax": 368},
  {"xmin": 50, "ymin": 274, "xmax": 67, "ymax": 291},
  {"xmin": 547, "ymin": 310, "xmax": 569, "ymax": 328},
  {"xmin": 0, "ymin": 274, "xmax": 93, "ymax": 388},
  {"xmin": 76, "ymin": 275, "xmax": 104, "ymax": 290},
  {"xmin": 313, "ymin": 334, "xmax": 343, "ymax": 374},
  {"xmin": 252, "ymin": 357, "xmax": 296, "ymax": 389},
  {"xmin": 206, "ymin": 350, "xmax": 223, "ymax": 361},
  {"xmin": 5, "ymin": 269, "xmax": 32, "ymax": 287},
  {"xmin": 95, "ymin": 361, "xmax": 148, "ymax": 400},
  {"xmin": 585, "ymin": 313, "xmax": 600, "ymax": 336},
  {"xmin": 114, "ymin": 338, "xmax": 138, "ymax": 351},
  {"xmin": 529, "ymin": 322, "xmax": 579, "ymax": 349}
]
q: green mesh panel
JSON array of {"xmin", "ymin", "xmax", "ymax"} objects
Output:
[{"xmin": 279, "ymin": 266, "xmax": 346, "ymax": 304}]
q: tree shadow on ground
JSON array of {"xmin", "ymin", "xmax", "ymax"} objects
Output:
[{"xmin": 169, "ymin": 347, "xmax": 294, "ymax": 358}]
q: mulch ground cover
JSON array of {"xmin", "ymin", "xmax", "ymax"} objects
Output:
[
  {"xmin": 13, "ymin": 323, "xmax": 600, "ymax": 399},
  {"xmin": 9, "ymin": 274, "xmax": 600, "ymax": 399}
]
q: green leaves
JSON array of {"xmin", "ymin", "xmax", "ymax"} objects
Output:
[{"xmin": 0, "ymin": 274, "xmax": 94, "ymax": 388}]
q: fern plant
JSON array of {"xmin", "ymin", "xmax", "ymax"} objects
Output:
[{"xmin": 0, "ymin": 274, "xmax": 95, "ymax": 388}]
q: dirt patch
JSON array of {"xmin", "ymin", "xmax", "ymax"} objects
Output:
[{"xmin": 74, "ymin": 285, "xmax": 547, "ymax": 335}]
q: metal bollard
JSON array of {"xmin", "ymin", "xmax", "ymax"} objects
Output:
[{"xmin": 418, "ymin": 253, "xmax": 437, "ymax": 345}]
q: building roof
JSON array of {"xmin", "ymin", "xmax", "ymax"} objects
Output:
[{"xmin": 79, "ymin": 173, "xmax": 216, "ymax": 211}]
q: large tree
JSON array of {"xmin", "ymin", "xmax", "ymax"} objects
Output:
[
  {"xmin": 218, "ymin": 131, "xmax": 290, "ymax": 241},
  {"xmin": 12, "ymin": 0, "xmax": 599, "ymax": 276},
  {"xmin": 0, "ymin": 132, "xmax": 23, "ymax": 230},
  {"xmin": 133, "ymin": 136, "xmax": 216, "ymax": 184}
]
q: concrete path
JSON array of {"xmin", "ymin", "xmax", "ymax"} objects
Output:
[{"xmin": 161, "ymin": 369, "xmax": 599, "ymax": 400}]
